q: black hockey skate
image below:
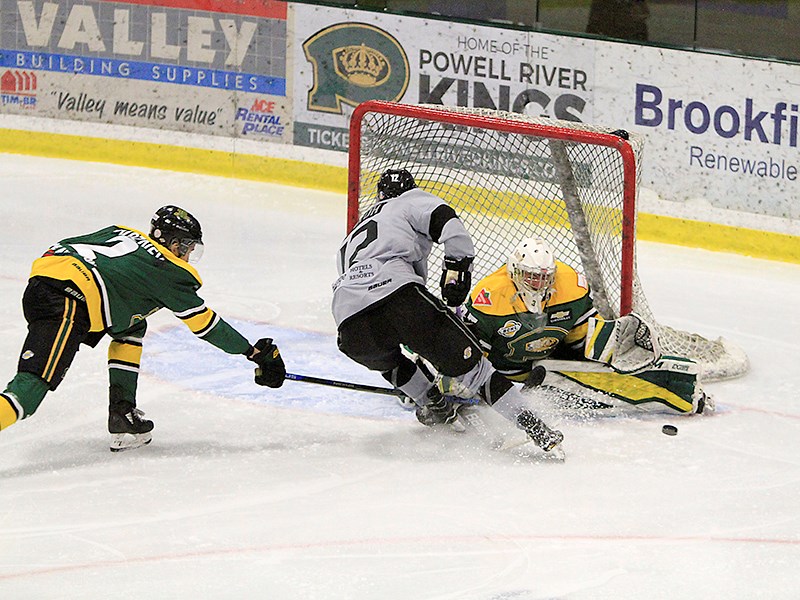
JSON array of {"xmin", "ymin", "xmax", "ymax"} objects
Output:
[
  {"xmin": 108, "ymin": 399, "xmax": 154, "ymax": 452},
  {"xmin": 516, "ymin": 410, "xmax": 563, "ymax": 452},
  {"xmin": 415, "ymin": 387, "xmax": 461, "ymax": 429}
]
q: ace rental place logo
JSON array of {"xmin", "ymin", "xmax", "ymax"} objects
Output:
[{"xmin": 303, "ymin": 23, "xmax": 409, "ymax": 113}]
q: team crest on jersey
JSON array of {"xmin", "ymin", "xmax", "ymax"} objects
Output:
[
  {"xmin": 550, "ymin": 310, "xmax": 571, "ymax": 322},
  {"xmin": 473, "ymin": 289, "xmax": 492, "ymax": 306},
  {"xmin": 463, "ymin": 347, "xmax": 472, "ymax": 360},
  {"xmin": 525, "ymin": 337, "xmax": 559, "ymax": 353},
  {"xmin": 498, "ymin": 320, "xmax": 521, "ymax": 338}
]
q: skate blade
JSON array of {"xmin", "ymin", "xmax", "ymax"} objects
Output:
[
  {"xmin": 499, "ymin": 433, "xmax": 566, "ymax": 461},
  {"xmin": 515, "ymin": 443, "xmax": 567, "ymax": 463},
  {"xmin": 109, "ymin": 432, "xmax": 152, "ymax": 452},
  {"xmin": 448, "ymin": 418, "xmax": 466, "ymax": 433}
]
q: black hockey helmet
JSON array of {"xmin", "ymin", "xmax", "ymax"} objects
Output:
[
  {"xmin": 377, "ymin": 168, "xmax": 417, "ymax": 200},
  {"xmin": 150, "ymin": 205, "xmax": 204, "ymax": 261}
]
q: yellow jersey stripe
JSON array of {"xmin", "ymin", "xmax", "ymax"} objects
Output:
[
  {"xmin": 42, "ymin": 297, "xmax": 75, "ymax": 382},
  {"xmin": 108, "ymin": 340, "xmax": 143, "ymax": 366},
  {"xmin": 181, "ymin": 308, "xmax": 216, "ymax": 335},
  {"xmin": 564, "ymin": 321, "xmax": 589, "ymax": 345}
]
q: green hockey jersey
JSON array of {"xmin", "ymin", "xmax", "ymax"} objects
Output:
[
  {"xmin": 29, "ymin": 225, "xmax": 249, "ymax": 354},
  {"xmin": 466, "ymin": 262, "xmax": 596, "ymax": 373}
]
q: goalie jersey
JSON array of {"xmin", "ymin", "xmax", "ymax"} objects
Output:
[
  {"xmin": 29, "ymin": 225, "xmax": 250, "ymax": 354},
  {"xmin": 466, "ymin": 261, "xmax": 597, "ymax": 375}
]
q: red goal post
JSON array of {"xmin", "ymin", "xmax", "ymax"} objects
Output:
[{"xmin": 347, "ymin": 100, "xmax": 748, "ymax": 380}]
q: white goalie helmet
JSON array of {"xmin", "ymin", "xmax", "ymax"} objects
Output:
[{"xmin": 506, "ymin": 238, "xmax": 557, "ymax": 313}]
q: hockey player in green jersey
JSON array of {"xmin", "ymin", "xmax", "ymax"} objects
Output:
[
  {"xmin": 0, "ymin": 206, "xmax": 286, "ymax": 451},
  {"xmin": 464, "ymin": 238, "xmax": 709, "ymax": 415}
]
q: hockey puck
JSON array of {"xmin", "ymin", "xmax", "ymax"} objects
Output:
[{"xmin": 662, "ymin": 424, "xmax": 678, "ymax": 436}]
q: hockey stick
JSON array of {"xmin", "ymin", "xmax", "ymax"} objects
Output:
[
  {"xmin": 284, "ymin": 372, "xmax": 479, "ymax": 406},
  {"xmin": 284, "ymin": 372, "xmax": 404, "ymax": 397},
  {"xmin": 285, "ymin": 366, "xmax": 545, "ymax": 399}
]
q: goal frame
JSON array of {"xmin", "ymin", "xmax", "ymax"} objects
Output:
[{"xmin": 347, "ymin": 100, "xmax": 638, "ymax": 316}]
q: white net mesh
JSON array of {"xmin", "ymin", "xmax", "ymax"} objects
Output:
[{"xmin": 351, "ymin": 103, "xmax": 748, "ymax": 380}]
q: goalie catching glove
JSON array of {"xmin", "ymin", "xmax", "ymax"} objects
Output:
[
  {"xmin": 440, "ymin": 256, "xmax": 473, "ymax": 307},
  {"xmin": 247, "ymin": 338, "xmax": 286, "ymax": 388},
  {"xmin": 585, "ymin": 313, "xmax": 661, "ymax": 374}
]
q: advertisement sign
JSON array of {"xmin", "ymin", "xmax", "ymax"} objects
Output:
[
  {"xmin": 290, "ymin": 4, "xmax": 799, "ymax": 222},
  {"xmin": 593, "ymin": 44, "xmax": 800, "ymax": 219},
  {"xmin": 0, "ymin": 0, "xmax": 291, "ymax": 142},
  {"xmin": 0, "ymin": 1, "xmax": 797, "ymax": 224},
  {"xmin": 291, "ymin": 4, "xmax": 596, "ymax": 153}
]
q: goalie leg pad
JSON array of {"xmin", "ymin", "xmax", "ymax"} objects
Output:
[{"xmin": 557, "ymin": 355, "xmax": 703, "ymax": 414}]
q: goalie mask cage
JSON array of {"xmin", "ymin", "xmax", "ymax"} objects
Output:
[{"xmin": 348, "ymin": 100, "xmax": 748, "ymax": 380}]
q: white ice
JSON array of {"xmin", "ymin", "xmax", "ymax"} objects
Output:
[{"xmin": 1, "ymin": 154, "xmax": 799, "ymax": 599}]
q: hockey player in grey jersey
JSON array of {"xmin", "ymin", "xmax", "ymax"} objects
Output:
[{"xmin": 332, "ymin": 169, "xmax": 563, "ymax": 452}]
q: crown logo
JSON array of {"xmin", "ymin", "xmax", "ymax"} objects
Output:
[{"xmin": 333, "ymin": 44, "xmax": 390, "ymax": 87}]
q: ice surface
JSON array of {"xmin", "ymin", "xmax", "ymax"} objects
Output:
[{"xmin": 1, "ymin": 154, "xmax": 799, "ymax": 599}]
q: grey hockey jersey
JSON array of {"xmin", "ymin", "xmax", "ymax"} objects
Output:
[{"xmin": 332, "ymin": 188, "xmax": 474, "ymax": 326}]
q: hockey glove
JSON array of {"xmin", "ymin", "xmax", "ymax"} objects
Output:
[
  {"xmin": 584, "ymin": 313, "xmax": 661, "ymax": 374},
  {"xmin": 440, "ymin": 256, "xmax": 473, "ymax": 307},
  {"xmin": 248, "ymin": 338, "xmax": 286, "ymax": 388}
]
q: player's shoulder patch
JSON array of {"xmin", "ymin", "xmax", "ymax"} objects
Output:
[
  {"xmin": 473, "ymin": 288, "xmax": 492, "ymax": 306},
  {"xmin": 470, "ymin": 267, "xmax": 525, "ymax": 316}
]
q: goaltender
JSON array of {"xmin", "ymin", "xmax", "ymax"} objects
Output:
[
  {"xmin": 0, "ymin": 206, "xmax": 286, "ymax": 450},
  {"xmin": 464, "ymin": 237, "xmax": 710, "ymax": 415}
]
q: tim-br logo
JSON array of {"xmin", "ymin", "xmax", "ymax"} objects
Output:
[
  {"xmin": 1, "ymin": 70, "xmax": 38, "ymax": 108},
  {"xmin": 303, "ymin": 22, "xmax": 409, "ymax": 114}
]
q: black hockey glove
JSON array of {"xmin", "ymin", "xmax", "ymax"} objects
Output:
[
  {"xmin": 248, "ymin": 338, "xmax": 286, "ymax": 388},
  {"xmin": 439, "ymin": 256, "xmax": 473, "ymax": 307}
]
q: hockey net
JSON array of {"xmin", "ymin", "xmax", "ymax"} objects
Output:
[{"xmin": 347, "ymin": 101, "xmax": 748, "ymax": 381}]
